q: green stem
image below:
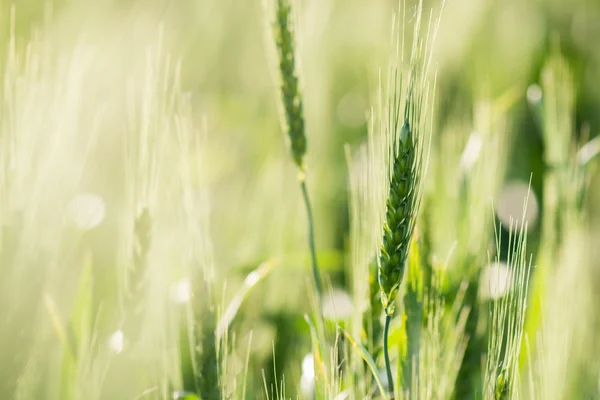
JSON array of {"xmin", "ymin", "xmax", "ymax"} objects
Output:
[
  {"xmin": 299, "ymin": 178, "xmax": 324, "ymax": 318},
  {"xmin": 384, "ymin": 314, "xmax": 394, "ymax": 398}
]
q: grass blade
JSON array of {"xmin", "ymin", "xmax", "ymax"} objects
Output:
[
  {"xmin": 216, "ymin": 259, "xmax": 277, "ymax": 341},
  {"xmin": 305, "ymin": 315, "xmax": 328, "ymax": 399},
  {"xmin": 340, "ymin": 327, "xmax": 388, "ymax": 400}
]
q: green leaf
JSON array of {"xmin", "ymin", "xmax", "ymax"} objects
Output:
[
  {"xmin": 172, "ymin": 391, "xmax": 199, "ymax": 400},
  {"xmin": 217, "ymin": 259, "xmax": 277, "ymax": 340},
  {"xmin": 577, "ymin": 136, "xmax": 600, "ymax": 168},
  {"xmin": 53, "ymin": 251, "xmax": 94, "ymax": 400},
  {"xmin": 43, "ymin": 293, "xmax": 76, "ymax": 400},
  {"xmin": 70, "ymin": 251, "xmax": 94, "ymax": 356},
  {"xmin": 340, "ymin": 327, "xmax": 389, "ymax": 400},
  {"xmin": 305, "ymin": 315, "xmax": 328, "ymax": 400},
  {"xmin": 403, "ymin": 237, "xmax": 423, "ymax": 394}
]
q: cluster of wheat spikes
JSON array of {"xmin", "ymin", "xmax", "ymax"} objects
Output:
[
  {"xmin": 268, "ymin": 0, "xmax": 442, "ymax": 396},
  {"xmin": 267, "ymin": 0, "xmax": 598, "ymax": 399}
]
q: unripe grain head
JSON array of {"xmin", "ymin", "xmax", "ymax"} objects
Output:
[
  {"xmin": 271, "ymin": 0, "xmax": 307, "ymax": 170},
  {"xmin": 375, "ymin": 0, "xmax": 442, "ymax": 315},
  {"xmin": 379, "ymin": 115, "xmax": 420, "ymax": 313}
]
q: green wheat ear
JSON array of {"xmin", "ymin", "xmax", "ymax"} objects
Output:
[
  {"xmin": 373, "ymin": 1, "xmax": 442, "ymax": 393},
  {"xmin": 378, "ymin": 103, "xmax": 422, "ymax": 315},
  {"xmin": 376, "ymin": 0, "xmax": 440, "ymax": 317},
  {"xmin": 272, "ymin": 0, "xmax": 307, "ymax": 170}
]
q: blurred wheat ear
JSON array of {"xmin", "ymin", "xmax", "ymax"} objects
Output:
[
  {"xmin": 123, "ymin": 207, "xmax": 151, "ymax": 339},
  {"xmin": 271, "ymin": 0, "xmax": 307, "ymax": 170},
  {"xmin": 266, "ymin": 0, "xmax": 324, "ymax": 324}
]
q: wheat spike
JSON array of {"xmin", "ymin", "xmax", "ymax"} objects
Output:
[
  {"xmin": 272, "ymin": 0, "xmax": 307, "ymax": 170},
  {"xmin": 378, "ymin": 106, "xmax": 421, "ymax": 314}
]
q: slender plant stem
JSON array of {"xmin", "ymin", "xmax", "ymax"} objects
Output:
[
  {"xmin": 384, "ymin": 314, "xmax": 394, "ymax": 397},
  {"xmin": 299, "ymin": 177, "xmax": 324, "ymax": 316}
]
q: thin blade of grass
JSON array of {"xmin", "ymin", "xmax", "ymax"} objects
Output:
[
  {"xmin": 216, "ymin": 259, "xmax": 277, "ymax": 341},
  {"xmin": 305, "ymin": 314, "xmax": 328, "ymax": 399},
  {"xmin": 339, "ymin": 327, "xmax": 388, "ymax": 400},
  {"xmin": 402, "ymin": 237, "xmax": 423, "ymax": 396}
]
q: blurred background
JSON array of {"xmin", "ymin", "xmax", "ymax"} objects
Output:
[{"xmin": 0, "ymin": 0, "xmax": 598, "ymax": 398}]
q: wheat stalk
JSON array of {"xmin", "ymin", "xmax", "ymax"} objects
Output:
[{"xmin": 267, "ymin": 0, "xmax": 324, "ymax": 321}]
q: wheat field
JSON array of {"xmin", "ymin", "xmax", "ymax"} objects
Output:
[{"xmin": 0, "ymin": 0, "xmax": 599, "ymax": 399}]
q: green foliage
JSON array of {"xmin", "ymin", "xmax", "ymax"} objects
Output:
[
  {"xmin": 363, "ymin": 258, "xmax": 383, "ymax": 360},
  {"xmin": 340, "ymin": 327, "xmax": 388, "ymax": 400},
  {"xmin": 401, "ymin": 237, "xmax": 423, "ymax": 396},
  {"xmin": 305, "ymin": 315, "xmax": 328, "ymax": 399},
  {"xmin": 196, "ymin": 304, "xmax": 221, "ymax": 400}
]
